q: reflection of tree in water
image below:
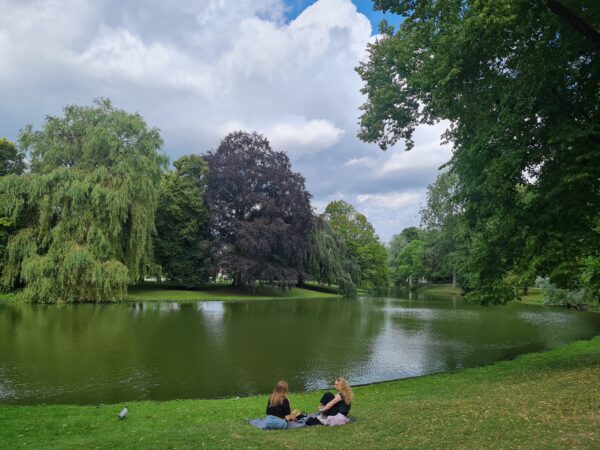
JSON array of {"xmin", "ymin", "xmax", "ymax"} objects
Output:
[
  {"xmin": 2, "ymin": 298, "xmax": 600, "ymax": 405},
  {"xmin": 0, "ymin": 303, "xmax": 155, "ymax": 404},
  {"xmin": 215, "ymin": 298, "xmax": 386, "ymax": 394},
  {"xmin": 390, "ymin": 296, "xmax": 599, "ymax": 375},
  {"xmin": 0, "ymin": 299, "xmax": 385, "ymax": 403}
]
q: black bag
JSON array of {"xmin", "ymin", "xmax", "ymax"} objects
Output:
[{"xmin": 305, "ymin": 417, "xmax": 322, "ymax": 426}]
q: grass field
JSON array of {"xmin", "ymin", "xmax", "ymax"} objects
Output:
[
  {"xmin": 519, "ymin": 287, "xmax": 547, "ymax": 305},
  {"xmin": 418, "ymin": 283, "xmax": 553, "ymax": 304},
  {"xmin": 0, "ymin": 292, "xmax": 15, "ymax": 302},
  {"xmin": 417, "ymin": 283, "xmax": 463, "ymax": 295},
  {"xmin": 1, "ymin": 336, "xmax": 599, "ymax": 449},
  {"xmin": 126, "ymin": 285, "xmax": 340, "ymax": 302}
]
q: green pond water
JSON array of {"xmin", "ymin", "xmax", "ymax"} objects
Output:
[{"xmin": 1, "ymin": 292, "xmax": 599, "ymax": 405}]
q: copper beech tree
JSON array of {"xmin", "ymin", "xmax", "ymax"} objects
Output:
[{"xmin": 205, "ymin": 131, "xmax": 313, "ymax": 288}]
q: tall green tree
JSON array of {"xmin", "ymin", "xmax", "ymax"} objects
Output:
[
  {"xmin": 387, "ymin": 226, "xmax": 426, "ymax": 286},
  {"xmin": 395, "ymin": 238, "xmax": 426, "ymax": 288},
  {"xmin": 0, "ymin": 99, "xmax": 167, "ymax": 303},
  {"xmin": 358, "ymin": 0, "xmax": 600, "ymax": 303},
  {"xmin": 0, "ymin": 138, "xmax": 26, "ymax": 176},
  {"xmin": 307, "ymin": 216, "xmax": 358, "ymax": 297},
  {"xmin": 0, "ymin": 138, "xmax": 26, "ymax": 276},
  {"xmin": 324, "ymin": 200, "xmax": 389, "ymax": 290},
  {"xmin": 420, "ymin": 171, "xmax": 465, "ymax": 288},
  {"xmin": 154, "ymin": 154, "xmax": 211, "ymax": 287}
]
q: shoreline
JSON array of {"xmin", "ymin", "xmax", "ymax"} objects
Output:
[
  {"xmin": 1, "ymin": 336, "xmax": 599, "ymax": 448},
  {"xmin": 0, "ymin": 286, "xmax": 341, "ymax": 304}
]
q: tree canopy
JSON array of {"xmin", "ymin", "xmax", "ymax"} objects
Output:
[
  {"xmin": 358, "ymin": 0, "xmax": 600, "ymax": 303},
  {"xmin": 0, "ymin": 99, "xmax": 167, "ymax": 302},
  {"xmin": 387, "ymin": 226, "xmax": 426, "ymax": 286},
  {"xmin": 154, "ymin": 154, "xmax": 211, "ymax": 287},
  {"xmin": 324, "ymin": 200, "xmax": 389, "ymax": 290},
  {"xmin": 0, "ymin": 138, "xmax": 25, "ymax": 274},
  {"xmin": 307, "ymin": 216, "xmax": 358, "ymax": 296},
  {"xmin": 205, "ymin": 131, "xmax": 313, "ymax": 288},
  {"xmin": 0, "ymin": 138, "xmax": 25, "ymax": 176}
]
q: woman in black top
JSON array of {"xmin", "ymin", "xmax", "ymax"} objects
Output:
[
  {"xmin": 265, "ymin": 381, "xmax": 296, "ymax": 429},
  {"xmin": 318, "ymin": 377, "xmax": 353, "ymax": 417}
]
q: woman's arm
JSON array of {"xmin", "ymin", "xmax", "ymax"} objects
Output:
[
  {"xmin": 320, "ymin": 394, "xmax": 342, "ymax": 412},
  {"xmin": 283, "ymin": 399, "xmax": 296, "ymax": 421}
]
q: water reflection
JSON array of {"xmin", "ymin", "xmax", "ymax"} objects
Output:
[{"xmin": 0, "ymin": 294, "xmax": 599, "ymax": 405}]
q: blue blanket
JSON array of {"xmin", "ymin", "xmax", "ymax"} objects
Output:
[{"xmin": 248, "ymin": 413, "xmax": 321, "ymax": 430}]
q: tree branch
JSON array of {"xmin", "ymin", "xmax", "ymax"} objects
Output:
[{"xmin": 547, "ymin": 0, "xmax": 600, "ymax": 46}]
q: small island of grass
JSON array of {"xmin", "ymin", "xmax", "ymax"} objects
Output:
[{"xmin": 126, "ymin": 284, "xmax": 340, "ymax": 302}]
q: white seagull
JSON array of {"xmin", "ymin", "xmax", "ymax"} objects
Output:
[{"xmin": 119, "ymin": 406, "xmax": 128, "ymax": 420}]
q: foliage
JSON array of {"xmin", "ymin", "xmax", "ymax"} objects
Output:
[
  {"xmin": 0, "ymin": 138, "xmax": 26, "ymax": 176},
  {"xmin": 324, "ymin": 200, "xmax": 389, "ymax": 290},
  {"xmin": 307, "ymin": 216, "xmax": 358, "ymax": 297},
  {"xmin": 535, "ymin": 275, "xmax": 596, "ymax": 308},
  {"xmin": 394, "ymin": 238, "xmax": 425, "ymax": 287},
  {"xmin": 0, "ymin": 99, "xmax": 167, "ymax": 302},
  {"xmin": 0, "ymin": 138, "xmax": 26, "ymax": 277},
  {"xmin": 388, "ymin": 226, "xmax": 425, "ymax": 286},
  {"xmin": 205, "ymin": 131, "xmax": 313, "ymax": 288},
  {"xmin": 154, "ymin": 155, "xmax": 211, "ymax": 287},
  {"xmin": 0, "ymin": 218, "xmax": 11, "ymax": 278},
  {"xmin": 581, "ymin": 255, "xmax": 600, "ymax": 300},
  {"xmin": 357, "ymin": 0, "xmax": 600, "ymax": 303}
]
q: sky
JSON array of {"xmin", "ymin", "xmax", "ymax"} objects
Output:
[{"xmin": 0, "ymin": 0, "xmax": 452, "ymax": 242}]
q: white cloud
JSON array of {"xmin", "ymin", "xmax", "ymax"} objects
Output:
[
  {"xmin": 0, "ymin": 0, "xmax": 454, "ymax": 241},
  {"xmin": 357, "ymin": 191, "xmax": 421, "ymax": 210},
  {"xmin": 343, "ymin": 156, "xmax": 377, "ymax": 168},
  {"xmin": 218, "ymin": 117, "xmax": 344, "ymax": 155},
  {"xmin": 269, "ymin": 119, "xmax": 345, "ymax": 154},
  {"xmin": 378, "ymin": 122, "xmax": 452, "ymax": 175}
]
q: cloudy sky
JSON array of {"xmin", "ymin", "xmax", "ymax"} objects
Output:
[{"xmin": 0, "ymin": 0, "xmax": 452, "ymax": 242}]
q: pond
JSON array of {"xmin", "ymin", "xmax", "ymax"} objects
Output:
[{"xmin": 1, "ymin": 293, "xmax": 599, "ymax": 405}]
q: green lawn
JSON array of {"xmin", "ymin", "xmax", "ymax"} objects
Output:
[
  {"xmin": 418, "ymin": 284, "xmax": 551, "ymax": 305},
  {"xmin": 519, "ymin": 287, "xmax": 547, "ymax": 305},
  {"xmin": 417, "ymin": 283, "xmax": 463, "ymax": 295},
  {"xmin": 126, "ymin": 285, "xmax": 340, "ymax": 302},
  {"xmin": 0, "ymin": 292, "xmax": 15, "ymax": 302},
  {"xmin": 1, "ymin": 336, "xmax": 599, "ymax": 449}
]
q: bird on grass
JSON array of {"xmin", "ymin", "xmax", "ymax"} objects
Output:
[{"xmin": 119, "ymin": 406, "xmax": 128, "ymax": 420}]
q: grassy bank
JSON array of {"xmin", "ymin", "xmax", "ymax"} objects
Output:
[
  {"xmin": 519, "ymin": 287, "xmax": 546, "ymax": 305},
  {"xmin": 0, "ymin": 292, "xmax": 15, "ymax": 302},
  {"xmin": 2, "ymin": 337, "xmax": 599, "ymax": 449},
  {"xmin": 418, "ymin": 284, "xmax": 550, "ymax": 304},
  {"xmin": 126, "ymin": 285, "xmax": 340, "ymax": 302},
  {"xmin": 417, "ymin": 283, "xmax": 463, "ymax": 295}
]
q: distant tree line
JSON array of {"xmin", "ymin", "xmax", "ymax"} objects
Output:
[{"xmin": 0, "ymin": 100, "xmax": 389, "ymax": 302}]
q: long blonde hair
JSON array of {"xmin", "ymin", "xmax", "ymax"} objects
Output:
[
  {"xmin": 268, "ymin": 381, "xmax": 289, "ymax": 407},
  {"xmin": 336, "ymin": 378, "xmax": 353, "ymax": 405}
]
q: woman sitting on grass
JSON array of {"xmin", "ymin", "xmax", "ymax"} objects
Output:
[
  {"xmin": 265, "ymin": 381, "xmax": 297, "ymax": 429},
  {"xmin": 318, "ymin": 377, "xmax": 353, "ymax": 417}
]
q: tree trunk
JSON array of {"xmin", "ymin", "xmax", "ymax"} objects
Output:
[
  {"xmin": 234, "ymin": 272, "xmax": 243, "ymax": 288},
  {"xmin": 452, "ymin": 270, "xmax": 457, "ymax": 289}
]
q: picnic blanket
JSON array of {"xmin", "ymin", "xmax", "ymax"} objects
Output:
[
  {"xmin": 248, "ymin": 416, "xmax": 311, "ymax": 429},
  {"xmin": 248, "ymin": 413, "xmax": 352, "ymax": 430}
]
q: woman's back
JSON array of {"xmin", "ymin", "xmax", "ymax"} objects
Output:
[{"xmin": 266, "ymin": 397, "xmax": 291, "ymax": 419}]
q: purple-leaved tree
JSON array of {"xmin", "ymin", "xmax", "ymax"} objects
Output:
[{"xmin": 205, "ymin": 131, "xmax": 313, "ymax": 288}]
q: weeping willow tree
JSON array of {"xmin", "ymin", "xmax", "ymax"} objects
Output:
[
  {"xmin": 0, "ymin": 99, "xmax": 167, "ymax": 303},
  {"xmin": 307, "ymin": 217, "xmax": 358, "ymax": 297}
]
